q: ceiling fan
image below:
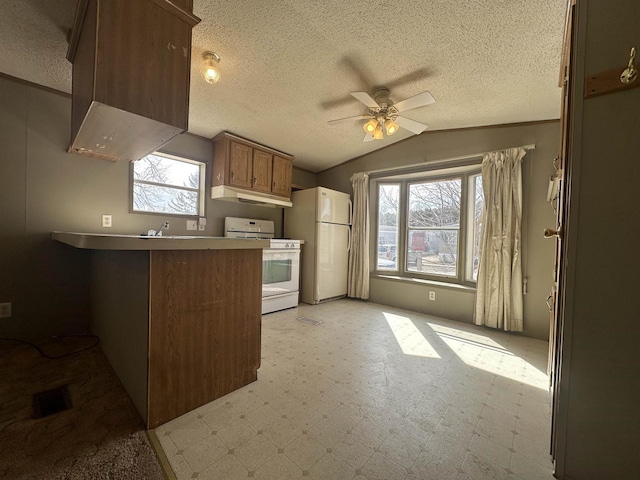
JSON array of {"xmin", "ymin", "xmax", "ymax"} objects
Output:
[{"xmin": 328, "ymin": 87, "xmax": 435, "ymax": 142}]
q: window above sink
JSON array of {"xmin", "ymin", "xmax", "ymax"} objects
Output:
[{"xmin": 131, "ymin": 152, "xmax": 205, "ymax": 217}]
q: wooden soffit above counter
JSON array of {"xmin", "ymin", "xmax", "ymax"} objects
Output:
[{"xmin": 66, "ymin": 0, "xmax": 201, "ymax": 162}]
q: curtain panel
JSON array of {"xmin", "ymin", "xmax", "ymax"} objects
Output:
[
  {"xmin": 348, "ymin": 172, "xmax": 370, "ymax": 299},
  {"xmin": 474, "ymin": 147, "xmax": 526, "ymax": 331}
]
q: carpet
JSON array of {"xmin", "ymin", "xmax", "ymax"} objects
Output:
[{"xmin": 0, "ymin": 337, "xmax": 164, "ymax": 479}]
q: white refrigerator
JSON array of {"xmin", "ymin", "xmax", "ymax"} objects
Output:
[{"xmin": 284, "ymin": 187, "xmax": 352, "ymax": 304}]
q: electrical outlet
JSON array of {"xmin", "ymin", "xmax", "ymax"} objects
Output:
[
  {"xmin": 429, "ymin": 291, "xmax": 436, "ymax": 301},
  {"xmin": 186, "ymin": 220, "xmax": 197, "ymax": 231},
  {"xmin": 102, "ymin": 214, "xmax": 112, "ymax": 228},
  {"xmin": 198, "ymin": 217, "xmax": 206, "ymax": 231},
  {"xmin": 198, "ymin": 224, "xmax": 205, "ymax": 231},
  {"xmin": 0, "ymin": 302, "xmax": 11, "ymax": 318}
]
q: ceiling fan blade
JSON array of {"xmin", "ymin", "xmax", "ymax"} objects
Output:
[
  {"xmin": 351, "ymin": 92, "xmax": 380, "ymax": 109},
  {"xmin": 395, "ymin": 116, "xmax": 428, "ymax": 135},
  {"xmin": 327, "ymin": 114, "xmax": 371, "ymax": 125},
  {"xmin": 363, "ymin": 133, "xmax": 375, "ymax": 142},
  {"xmin": 393, "ymin": 91, "xmax": 436, "ymax": 112}
]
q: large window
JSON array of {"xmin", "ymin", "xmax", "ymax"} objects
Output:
[
  {"xmin": 408, "ymin": 178, "xmax": 461, "ymax": 277},
  {"xmin": 132, "ymin": 152, "xmax": 205, "ymax": 216},
  {"xmin": 374, "ymin": 167, "xmax": 484, "ymax": 285},
  {"xmin": 377, "ymin": 184, "xmax": 400, "ymax": 270}
]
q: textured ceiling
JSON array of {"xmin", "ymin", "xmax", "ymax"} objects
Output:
[{"xmin": 0, "ymin": 0, "xmax": 566, "ymax": 172}]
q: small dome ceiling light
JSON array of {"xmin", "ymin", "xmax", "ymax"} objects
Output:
[{"xmin": 200, "ymin": 51, "xmax": 221, "ymax": 84}]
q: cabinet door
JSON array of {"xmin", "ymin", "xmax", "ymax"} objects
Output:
[
  {"xmin": 229, "ymin": 141, "xmax": 253, "ymax": 188},
  {"xmin": 252, "ymin": 149, "xmax": 273, "ymax": 193},
  {"xmin": 272, "ymin": 155, "xmax": 292, "ymax": 197},
  {"xmin": 96, "ymin": 0, "xmax": 191, "ymax": 130},
  {"xmin": 150, "ymin": 4, "xmax": 191, "ymax": 130}
]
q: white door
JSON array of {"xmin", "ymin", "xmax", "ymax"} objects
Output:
[
  {"xmin": 316, "ymin": 187, "xmax": 352, "ymax": 225},
  {"xmin": 315, "ymin": 222, "xmax": 350, "ymax": 302}
]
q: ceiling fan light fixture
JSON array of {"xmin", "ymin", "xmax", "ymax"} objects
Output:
[
  {"xmin": 329, "ymin": 87, "xmax": 434, "ymax": 143},
  {"xmin": 385, "ymin": 119, "xmax": 399, "ymax": 136},
  {"xmin": 363, "ymin": 118, "xmax": 378, "ymax": 134},
  {"xmin": 200, "ymin": 51, "xmax": 221, "ymax": 84},
  {"xmin": 373, "ymin": 123, "xmax": 384, "ymax": 140}
]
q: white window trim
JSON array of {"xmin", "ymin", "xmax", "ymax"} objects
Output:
[{"xmin": 131, "ymin": 151, "xmax": 206, "ymax": 218}]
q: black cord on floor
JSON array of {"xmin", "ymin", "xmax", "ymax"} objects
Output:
[{"xmin": 0, "ymin": 334, "xmax": 100, "ymax": 359}]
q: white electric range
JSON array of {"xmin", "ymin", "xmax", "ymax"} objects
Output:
[{"xmin": 224, "ymin": 217, "xmax": 301, "ymax": 314}]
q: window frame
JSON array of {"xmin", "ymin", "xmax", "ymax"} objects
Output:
[
  {"xmin": 375, "ymin": 182, "xmax": 402, "ymax": 273},
  {"xmin": 465, "ymin": 173, "xmax": 484, "ymax": 283},
  {"xmin": 372, "ymin": 164, "xmax": 482, "ymax": 287},
  {"xmin": 130, "ymin": 151, "xmax": 206, "ymax": 218}
]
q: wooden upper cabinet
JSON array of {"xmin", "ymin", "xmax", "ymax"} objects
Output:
[
  {"xmin": 67, "ymin": 0, "xmax": 200, "ymax": 161},
  {"xmin": 272, "ymin": 155, "xmax": 293, "ymax": 198},
  {"xmin": 229, "ymin": 141, "xmax": 253, "ymax": 189},
  {"xmin": 252, "ymin": 150, "xmax": 274, "ymax": 193},
  {"xmin": 211, "ymin": 132, "xmax": 294, "ymax": 198}
]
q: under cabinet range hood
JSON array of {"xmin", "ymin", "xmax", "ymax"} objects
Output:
[{"xmin": 211, "ymin": 185, "xmax": 293, "ymax": 208}]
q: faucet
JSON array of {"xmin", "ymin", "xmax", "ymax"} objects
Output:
[{"xmin": 147, "ymin": 221, "xmax": 169, "ymax": 237}]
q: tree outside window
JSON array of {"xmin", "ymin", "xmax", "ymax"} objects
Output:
[
  {"xmin": 374, "ymin": 168, "xmax": 484, "ymax": 286},
  {"xmin": 408, "ymin": 179, "xmax": 461, "ymax": 277},
  {"xmin": 377, "ymin": 184, "xmax": 400, "ymax": 270},
  {"xmin": 132, "ymin": 153, "xmax": 204, "ymax": 216}
]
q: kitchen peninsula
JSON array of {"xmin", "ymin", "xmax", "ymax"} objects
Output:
[{"xmin": 53, "ymin": 232, "xmax": 268, "ymax": 428}]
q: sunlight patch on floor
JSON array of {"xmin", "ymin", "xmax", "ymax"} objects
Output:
[
  {"xmin": 383, "ymin": 312, "xmax": 441, "ymax": 358},
  {"xmin": 431, "ymin": 328, "xmax": 549, "ymax": 390},
  {"xmin": 428, "ymin": 323, "xmax": 505, "ymax": 349}
]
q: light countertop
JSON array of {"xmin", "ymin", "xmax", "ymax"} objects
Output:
[{"xmin": 52, "ymin": 232, "xmax": 270, "ymax": 251}]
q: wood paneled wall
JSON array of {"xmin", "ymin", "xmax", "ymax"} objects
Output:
[{"xmin": 147, "ymin": 249, "xmax": 262, "ymax": 428}]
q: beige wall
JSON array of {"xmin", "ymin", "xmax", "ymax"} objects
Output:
[
  {"xmin": 0, "ymin": 75, "xmax": 284, "ymax": 340},
  {"xmin": 292, "ymin": 167, "xmax": 317, "ymax": 189},
  {"xmin": 317, "ymin": 121, "xmax": 559, "ymax": 340},
  {"xmin": 555, "ymin": 0, "xmax": 640, "ymax": 478}
]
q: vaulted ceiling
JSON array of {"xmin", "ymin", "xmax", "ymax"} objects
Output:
[{"xmin": 0, "ymin": 0, "xmax": 566, "ymax": 171}]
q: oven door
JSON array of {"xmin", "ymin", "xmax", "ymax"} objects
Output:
[{"xmin": 262, "ymin": 249, "xmax": 300, "ymax": 297}]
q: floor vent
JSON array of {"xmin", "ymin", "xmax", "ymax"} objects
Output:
[
  {"xmin": 33, "ymin": 385, "xmax": 72, "ymax": 419},
  {"xmin": 297, "ymin": 316, "xmax": 323, "ymax": 326}
]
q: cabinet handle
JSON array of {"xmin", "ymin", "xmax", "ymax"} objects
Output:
[
  {"xmin": 231, "ymin": 171, "xmax": 235, "ymax": 180},
  {"xmin": 253, "ymin": 176, "xmax": 257, "ymax": 184},
  {"xmin": 273, "ymin": 181, "xmax": 276, "ymax": 189}
]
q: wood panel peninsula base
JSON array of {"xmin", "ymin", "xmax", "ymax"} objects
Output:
[{"xmin": 53, "ymin": 233, "xmax": 267, "ymax": 428}]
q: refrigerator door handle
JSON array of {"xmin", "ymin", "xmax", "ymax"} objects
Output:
[{"xmin": 346, "ymin": 225, "xmax": 352, "ymax": 252}]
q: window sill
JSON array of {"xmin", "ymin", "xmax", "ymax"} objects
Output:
[{"xmin": 370, "ymin": 273, "xmax": 477, "ymax": 293}]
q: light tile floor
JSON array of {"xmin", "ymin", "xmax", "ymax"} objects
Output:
[{"xmin": 155, "ymin": 300, "xmax": 555, "ymax": 480}]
